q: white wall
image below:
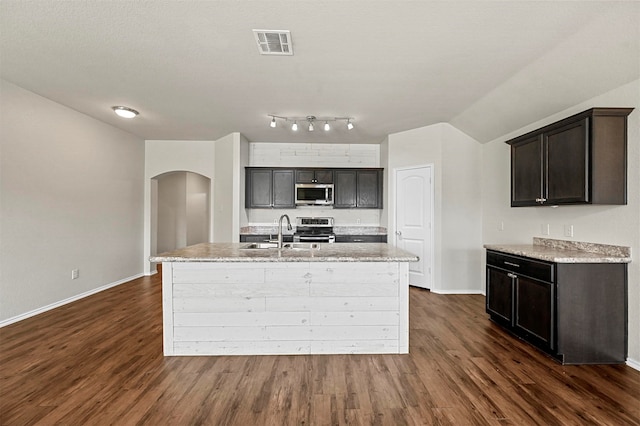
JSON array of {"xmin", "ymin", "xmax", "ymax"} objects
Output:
[
  {"xmin": 379, "ymin": 136, "xmax": 390, "ymax": 228},
  {"xmin": 0, "ymin": 79, "xmax": 145, "ymax": 323},
  {"xmin": 481, "ymin": 79, "xmax": 640, "ymax": 365},
  {"xmin": 250, "ymin": 143, "xmax": 380, "ymax": 167},
  {"xmin": 239, "ymin": 134, "xmax": 250, "ymax": 229},
  {"xmin": 247, "ymin": 142, "xmax": 382, "ymax": 226},
  {"xmin": 387, "ymin": 123, "xmax": 483, "ymax": 293},
  {"xmin": 186, "ymin": 172, "xmax": 210, "ymax": 246},
  {"xmin": 156, "ymin": 172, "xmax": 187, "ymax": 253},
  {"xmin": 144, "ymin": 139, "xmax": 216, "ymax": 273},
  {"xmin": 212, "ymin": 132, "xmax": 249, "ymax": 242}
]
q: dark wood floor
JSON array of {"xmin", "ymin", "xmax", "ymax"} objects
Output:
[{"xmin": 1, "ymin": 274, "xmax": 638, "ymax": 425}]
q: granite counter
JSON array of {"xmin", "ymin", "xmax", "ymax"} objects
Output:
[
  {"xmin": 151, "ymin": 242, "xmax": 416, "ymax": 263},
  {"xmin": 484, "ymin": 237, "xmax": 631, "ymax": 263}
]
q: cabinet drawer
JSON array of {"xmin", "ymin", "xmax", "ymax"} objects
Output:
[
  {"xmin": 335, "ymin": 235, "xmax": 387, "ymax": 243},
  {"xmin": 487, "ymin": 251, "xmax": 554, "ymax": 283}
]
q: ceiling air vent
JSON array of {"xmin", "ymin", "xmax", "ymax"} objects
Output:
[{"xmin": 252, "ymin": 29, "xmax": 293, "ymax": 55}]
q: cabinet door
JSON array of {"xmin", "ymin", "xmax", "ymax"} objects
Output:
[
  {"xmin": 315, "ymin": 170, "xmax": 333, "ymax": 184},
  {"xmin": 296, "ymin": 169, "xmax": 333, "ymax": 184},
  {"xmin": 511, "ymin": 135, "xmax": 543, "ymax": 206},
  {"xmin": 357, "ymin": 170, "xmax": 382, "ymax": 208},
  {"xmin": 335, "ymin": 235, "xmax": 386, "ymax": 243},
  {"xmin": 545, "ymin": 118, "xmax": 588, "ymax": 204},
  {"xmin": 246, "ymin": 169, "xmax": 273, "ymax": 208},
  {"xmin": 486, "ymin": 267, "xmax": 514, "ymax": 325},
  {"xmin": 240, "ymin": 234, "xmax": 271, "ymax": 242},
  {"xmin": 273, "ymin": 170, "xmax": 295, "ymax": 208},
  {"xmin": 515, "ymin": 276, "xmax": 554, "ymax": 349},
  {"xmin": 295, "ymin": 170, "xmax": 315, "ymax": 183},
  {"xmin": 334, "ymin": 170, "xmax": 357, "ymax": 208}
]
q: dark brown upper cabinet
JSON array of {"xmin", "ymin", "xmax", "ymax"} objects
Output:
[
  {"xmin": 245, "ymin": 168, "xmax": 295, "ymax": 208},
  {"xmin": 334, "ymin": 169, "xmax": 383, "ymax": 209},
  {"xmin": 295, "ymin": 169, "xmax": 333, "ymax": 184},
  {"xmin": 507, "ymin": 107, "xmax": 633, "ymax": 207}
]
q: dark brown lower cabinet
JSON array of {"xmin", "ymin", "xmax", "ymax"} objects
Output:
[
  {"xmin": 515, "ymin": 276, "xmax": 553, "ymax": 350},
  {"xmin": 486, "ymin": 267, "xmax": 514, "ymax": 326},
  {"xmin": 486, "ymin": 250, "xmax": 627, "ymax": 364}
]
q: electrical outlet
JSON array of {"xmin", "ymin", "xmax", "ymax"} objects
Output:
[
  {"xmin": 71, "ymin": 269, "xmax": 79, "ymax": 280},
  {"xmin": 356, "ymin": 218, "xmax": 361, "ymax": 225},
  {"xmin": 541, "ymin": 224, "xmax": 550, "ymax": 236},
  {"xmin": 564, "ymin": 225, "xmax": 574, "ymax": 237},
  {"xmin": 498, "ymin": 221, "xmax": 504, "ymax": 231}
]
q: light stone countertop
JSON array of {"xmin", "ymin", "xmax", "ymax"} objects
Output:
[
  {"xmin": 150, "ymin": 242, "xmax": 418, "ymax": 263},
  {"xmin": 239, "ymin": 226, "xmax": 387, "ymax": 236},
  {"xmin": 484, "ymin": 238, "xmax": 631, "ymax": 263}
]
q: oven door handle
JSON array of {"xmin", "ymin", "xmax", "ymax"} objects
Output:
[{"xmin": 297, "ymin": 236, "xmax": 331, "ymax": 241}]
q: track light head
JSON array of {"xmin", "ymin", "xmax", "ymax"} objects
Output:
[
  {"xmin": 292, "ymin": 121, "xmax": 298, "ymax": 131},
  {"xmin": 324, "ymin": 121, "xmax": 330, "ymax": 131},
  {"xmin": 347, "ymin": 120, "xmax": 354, "ymax": 130},
  {"xmin": 270, "ymin": 117, "xmax": 277, "ymax": 128}
]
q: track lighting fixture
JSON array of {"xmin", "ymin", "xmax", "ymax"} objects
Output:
[
  {"xmin": 267, "ymin": 115, "xmax": 354, "ymax": 132},
  {"xmin": 112, "ymin": 106, "xmax": 139, "ymax": 118}
]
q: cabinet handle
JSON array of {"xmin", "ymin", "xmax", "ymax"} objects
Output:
[
  {"xmin": 504, "ymin": 261, "xmax": 520, "ymax": 267},
  {"xmin": 353, "ymin": 239, "xmax": 364, "ymax": 242},
  {"xmin": 535, "ymin": 198, "xmax": 547, "ymax": 203},
  {"xmin": 507, "ymin": 273, "xmax": 518, "ymax": 279}
]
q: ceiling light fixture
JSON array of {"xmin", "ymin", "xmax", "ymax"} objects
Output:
[
  {"xmin": 268, "ymin": 115, "xmax": 354, "ymax": 132},
  {"xmin": 347, "ymin": 119, "xmax": 354, "ymax": 130},
  {"xmin": 112, "ymin": 106, "xmax": 139, "ymax": 119}
]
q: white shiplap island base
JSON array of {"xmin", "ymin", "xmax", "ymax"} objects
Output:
[{"xmin": 150, "ymin": 243, "xmax": 418, "ymax": 356}]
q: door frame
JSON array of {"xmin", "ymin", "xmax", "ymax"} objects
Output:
[{"xmin": 392, "ymin": 164, "xmax": 435, "ymax": 290}]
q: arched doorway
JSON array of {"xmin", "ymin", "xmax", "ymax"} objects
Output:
[{"xmin": 150, "ymin": 171, "xmax": 211, "ymax": 257}]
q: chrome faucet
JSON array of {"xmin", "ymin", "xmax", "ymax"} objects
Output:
[{"xmin": 277, "ymin": 214, "xmax": 292, "ymax": 248}]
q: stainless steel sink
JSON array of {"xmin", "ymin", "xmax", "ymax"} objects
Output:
[
  {"xmin": 241, "ymin": 242, "xmax": 279, "ymax": 249},
  {"xmin": 241, "ymin": 242, "xmax": 319, "ymax": 250},
  {"xmin": 282, "ymin": 243, "xmax": 319, "ymax": 250}
]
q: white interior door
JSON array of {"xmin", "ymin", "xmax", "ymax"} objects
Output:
[{"xmin": 395, "ymin": 166, "xmax": 433, "ymax": 289}]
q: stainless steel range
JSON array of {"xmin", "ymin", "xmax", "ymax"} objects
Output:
[{"xmin": 293, "ymin": 217, "xmax": 335, "ymax": 243}]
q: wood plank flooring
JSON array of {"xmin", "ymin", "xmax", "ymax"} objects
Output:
[{"xmin": 1, "ymin": 273, "xmax": 638, "ymax": 425}]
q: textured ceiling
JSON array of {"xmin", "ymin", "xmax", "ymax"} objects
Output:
[{"xmin": 1, "ymin": 1, "xmax": 638, "ymax": 144}]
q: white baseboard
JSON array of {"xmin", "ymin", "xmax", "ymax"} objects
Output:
[
  {"xmin": 626, "ymin": 357, "xmax": 640, "ymax": 371},
  {"xmin": 430, "ymin": 289, "xmax": 485, "ymax": 295},
  {"xmin": 0, "ymin": 273, "xmax": 144, "ymax": 328}
]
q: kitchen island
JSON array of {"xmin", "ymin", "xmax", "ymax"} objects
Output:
[{"xmin": 150, "ymin": 242, "xmax": 418, "ymax": 356}]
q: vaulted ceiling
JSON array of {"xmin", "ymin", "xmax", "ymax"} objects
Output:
[{"xmin": 1, "ymin": 1, "xmax": 638, "ymax": 144}]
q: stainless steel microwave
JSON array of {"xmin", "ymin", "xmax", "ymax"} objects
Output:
[{"xmin": 295, "ymin": 183, "xmax": 334, "ymax": 206}]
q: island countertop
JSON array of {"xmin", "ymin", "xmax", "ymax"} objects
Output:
[{"xmin": 150, "ymin": 242, "xmax": 418, "ymax": 263}]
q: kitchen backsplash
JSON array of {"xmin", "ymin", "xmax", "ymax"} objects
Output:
[{"xmin": 248, "ymin": 207, "xmax": 381, "ymax": 226}]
